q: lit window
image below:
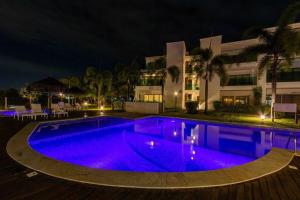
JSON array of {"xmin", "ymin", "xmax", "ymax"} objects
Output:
[
  {"xmin": 144, "ymin": 94, "xmax": 162, "ymax": 102},
  {"xmin": 235, "ymin": 96, "xmax": 249, "ymax": 105},
  {"xmin": 222, "ymin": 96, "xmax": 234, "ymax": 105}
]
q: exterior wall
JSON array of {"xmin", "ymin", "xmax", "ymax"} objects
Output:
[
  {"xmin": 164, "ymin": 41, "xmax": 186, "ymax": 109},
  {"xmin": 125, "ymin": 102, "xmax": 161, "ymax": 114}
]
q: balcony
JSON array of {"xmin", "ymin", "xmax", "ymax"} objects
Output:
[{"xmin": 138, "ymin": 78, "xmax": 162, "ymax": 86}]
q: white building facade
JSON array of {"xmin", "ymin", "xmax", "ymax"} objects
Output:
[{"xmin": 134, "ymin": 23, "xmax": 300, "ymax": 110}]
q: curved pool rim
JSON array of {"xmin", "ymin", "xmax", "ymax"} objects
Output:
[{"xmin": 6, "ymin": 117, "xmax": 295, "ymax": 189}]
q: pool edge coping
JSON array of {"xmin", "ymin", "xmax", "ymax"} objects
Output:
[{"xmin": 6, "ymin": 118, "xmax": 295, "ymax": 189}]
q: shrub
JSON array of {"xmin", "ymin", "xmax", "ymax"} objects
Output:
[
  {"xmin": 218, "ymin": 104, "xmax": 256, "ymax": 113},
  {"xmin": 213, "ymin": 101, "xmax": 222, "ymax": 111},
  {"xmin": 252, "ymin": 86, "xmax": 262, "ymax": 106},
  {"xmin": 185, "ymin": 101, "xmax": 198, "ymax": 114},
  {"xmin": 258, "ymin": 104, "xmax": 271, "ymax": 115}
]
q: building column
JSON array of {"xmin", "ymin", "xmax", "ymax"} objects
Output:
[
  {"xmin": 165, "ymin": 41, "xmax": 186, "ymax": 109},
  {"xmin": 199, "ymin": 36, "xmax": 222, "ymax": 110}
]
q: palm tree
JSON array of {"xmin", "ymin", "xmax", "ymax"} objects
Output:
[
  {"xmin": 60, "ymin": 76, "xmax": 81, "ymax": 89},
  {"xmin": 147, "ymin": 58, "xmax": 180, "ymax": 110},
  {"xmin": 190, "ymin": 47, "xmax": 228, "ymax": 114},
  {"xmin": 239, "ymin": 2, "xmax": 300, "ymax": 121},
  {"xmin": 84, "ymin": 66, "xmax": 112, "ymax": 108},
  {"xmin": 127, "ymin": 59, "xmax": 142, "ymax": 100}
]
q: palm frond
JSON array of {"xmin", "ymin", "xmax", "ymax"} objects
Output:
[
  {"xmin": 278, "ymin": 1, "xmax": 300, "ymax": 27},
  {"xmin": 210, "ymin": 55, "xmax": 228, "ymax": 84},
  {"xmin": 257, "ymin": 55, "xmax": 272, "ymax": 77},
  {"xmin": 193, "ymin": 65, "xmax": 205, "ymax": 81},
  {"xmin": 242, "ymin": 25, "xmax": 265, "ymax": 39},
  {"xmin": 167, "ymin": 65, "xmax": 180, "ymax": 83},
  {"xmin": 239, "ymin": 43, "xmax": 269, "ymax": 59}
]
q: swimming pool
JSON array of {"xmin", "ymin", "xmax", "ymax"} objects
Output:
[{"xmin": 28, "ymin": 116, "xmax": 299, "ymax": 173}]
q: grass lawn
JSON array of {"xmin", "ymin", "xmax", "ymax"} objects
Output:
[
  {"xmin": 84, "ymin": 108, "xmax": 300, "ymax": 130},
  {"xmin": 163, "ymin": 111, "xmax": 300, "ymax": 130}
]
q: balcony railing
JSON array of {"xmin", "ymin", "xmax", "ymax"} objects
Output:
[
  {"xmin": 185, "ymin": 84, "xmax": 199, "ymax": 90},
  {"xmin": 138, "ymin": 79, "xmax": 162, "ymax": 86}
]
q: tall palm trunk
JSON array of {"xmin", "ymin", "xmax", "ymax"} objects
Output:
[
  {"xmin": 127, "ymin": 79, "xmax": 130, "ymax": 101},
  {"xmin": 97, "ymin": 86, "xmax": 101, "ymax": 109},
  {"xmin": 205, "ymin": 77, "xmax": 209, "ymax": 114},
  {"xmin": 161, "ymin": 82, "xmax": 165, "ymax": 112},
  {"xmin": 271, "ymin": 65, "xmax": 277, "ymax": 122},
  {"xmin": 198, "ymin": 79, "xmax": 201, "ymax": 109}
]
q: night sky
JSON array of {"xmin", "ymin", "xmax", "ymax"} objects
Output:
[{"xmin": 0, "ymin": 0, "xmax": 296, "ymax": 89}]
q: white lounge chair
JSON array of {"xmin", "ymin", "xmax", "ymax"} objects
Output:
[
  {"xmin": 65, "ymin": 103, "xmax": 75, "ymax": 111},
  {"xmin": 51, "ymin": 104, "xmax": 68, "ymax": 118},
  {"xmin": 75, "ymin": 103, "xmax": 82, "ymax": 110},
  {"xmin": 14, "ymin": 106, "xmax": 33, "ymax": 120},
  {"xmin": 58, "ymin": 102, "xmax": 65, "ymax": 110},
  {"xmin": 31, "ymin": 104, "xmax": 48, "ymax": 120}
]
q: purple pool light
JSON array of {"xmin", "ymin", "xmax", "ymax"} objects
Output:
[
  {"xmin": 0, "ymin": 110, "xmax": 16, "ymax": 117},
  {"xmin": 29, "ymin": 116, "xmax": 300, "ymax": 172}
]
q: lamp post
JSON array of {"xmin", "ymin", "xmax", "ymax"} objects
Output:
[
  {"xmin": 174, "ymin": 91, "xmax": 178, "ymax": 112},
  {"xmin": 59, "ymin": 92, "xmax": 63, "ymax": 102}
]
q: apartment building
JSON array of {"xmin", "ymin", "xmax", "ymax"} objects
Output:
[{"xmin": 134, "ymin": 23, "xmax": 300, "ymax": 110}]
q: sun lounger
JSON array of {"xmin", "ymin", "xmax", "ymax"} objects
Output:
[
  {"xmin": 51, "ymin": 104, "xmax": 68, "ymax": 118},
  {"xmin": 14, "ymin": 106, "xmax": 33, "ymax": 120},
  {"xmin": 65, "ymin": 103, "xmax": 76, "ymax": 111},
  {"xmin": 31, "ymin": 104, "xmax": 48, "ymax": 120},
  {"xmin": 75, "ymin": 103, "xmax": 82, "ymax": 110}
]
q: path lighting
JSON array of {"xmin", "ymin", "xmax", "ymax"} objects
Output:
[
  {"xmin": 100, "ymin": 105, "xmax": 104, "ymax": 112},
  {"xmin": 260, "ymin": 114, "xmax": 266, "ymax": 121},
  {"xmin": 174, "ymin": 91, "xmax": 178, "ymax": 112}
]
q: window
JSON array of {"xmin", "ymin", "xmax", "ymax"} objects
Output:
[
  {"xmin": 185, "ymin": 94, "xmax": 192, "ymax": 102},
  {"xmin": 222, "ymin": 96, "xmax": 234, "ymax": 105},
  {"xmin": 143, "ymin": 94, "xmax": 162, "ymax": 102},
  {"xmin": 235, "ymin": 96, "xmax": 249, "ymax": 105},
  {"xmin": 267, "ymin": 68, "xmax": 300, "ymax": 82},
  {"xmin": 225, "ymin": 74, "xmax": 257, "ymax": 86},
  {"xmin": 185, "ymin": 78, "xmax": 198, "ymax": 90},
  {"xmin": 185, "ymin": 79, "xmax": 193, "ymax": 90},
  {"xmin": 185, "ymin": 61, "xmax": 193, "ymax": 73}
]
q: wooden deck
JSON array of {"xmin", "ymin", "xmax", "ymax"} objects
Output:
[{"xmin": 1, "ymin": 112, "xmax": 300, "ymax": 200}]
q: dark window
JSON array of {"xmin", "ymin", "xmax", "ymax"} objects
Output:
[
  {"xmin": 225, "ymin": 74, "xmax": 257, "ymax": 86},
  {"xmin": 185, "ymin": 61, "xmax": 193, "ymax": 73},
  {"xmin": 267, "ymin": 68, "xmax": 300, "ymax": 82},
  {"xmin": 139, "ymin": 77, "xmax": 162, "ymax": 86}
]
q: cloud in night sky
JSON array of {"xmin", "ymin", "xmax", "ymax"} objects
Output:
[{"xmin": 0, "ymin": 0, "xmax": 296, "ymax": 88}]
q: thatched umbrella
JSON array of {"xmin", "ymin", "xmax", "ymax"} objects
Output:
[{"xmin": 28, "ymin": 77, "xmax": 67, "ymax": 108}]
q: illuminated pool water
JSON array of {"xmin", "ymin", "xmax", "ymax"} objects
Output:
[{"xmin": 29, "ymin": 116, "xmax": 300, "ymax": 172}]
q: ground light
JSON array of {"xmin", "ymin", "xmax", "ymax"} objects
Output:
[
  {"xmin": 100, "ymin": 106, "xmax": 104, "ymax": 112},
  {"xmin": 260, "ymin": 114, "xmax": 266, "ymax": 121}
]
